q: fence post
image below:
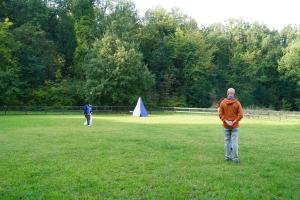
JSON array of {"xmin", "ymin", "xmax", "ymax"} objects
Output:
[{"xmin": 279, "ymin": 112, "xmax": 281, "ymax": 120}]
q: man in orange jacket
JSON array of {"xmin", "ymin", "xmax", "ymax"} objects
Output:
[{"xmin": 219, "ymin": 88, "xmax": 243, "ymax": 163}]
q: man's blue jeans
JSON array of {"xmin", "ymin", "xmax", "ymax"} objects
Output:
[{"xmin": 224, "ymin": 128, "xmax": 239, "ymax": 161}]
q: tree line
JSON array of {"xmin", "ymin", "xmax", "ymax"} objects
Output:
[{"xmin": 1, "ymin": 0, "xmax": 300, "ymax": 110}]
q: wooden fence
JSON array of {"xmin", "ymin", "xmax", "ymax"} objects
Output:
[{"xmin": 1, "ymin": 106, "xmax": 300, "ymax": 120}]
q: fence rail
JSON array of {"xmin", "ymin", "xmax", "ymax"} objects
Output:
[
  {"xmin": 0, "ymin": 106, "xmax": 134, "ymax": 115},
  {"xmin": 1, "ymin": 106, "xmax": 300, "ymax": 120}
]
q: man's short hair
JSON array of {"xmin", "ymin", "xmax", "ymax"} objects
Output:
[{"xmin": 227, "ymin": 88, "xmax": 235, "ymax": 95}]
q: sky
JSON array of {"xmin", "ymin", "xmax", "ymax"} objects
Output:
[{"xmin": 132, "ymin": 0, "xmax": 300, "ymax": 30}]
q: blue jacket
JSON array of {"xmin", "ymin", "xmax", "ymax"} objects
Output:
[{"xmin": 84, "ymin": 104, "xmax": 92, "ymax": 114}]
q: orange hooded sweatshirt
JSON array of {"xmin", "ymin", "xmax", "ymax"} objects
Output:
[{"xmin": 219, "ymin": 98, "xmax": 243, "ymax": 128}]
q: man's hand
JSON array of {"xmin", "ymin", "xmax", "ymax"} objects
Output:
[{"xmin": 225, "ymin": 120, "xmax": 233, "ymax": 126}]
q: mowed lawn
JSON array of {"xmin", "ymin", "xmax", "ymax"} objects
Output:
[{"xmin": 0, "ymin": 114, "xmax": 299, "ymax": 200}]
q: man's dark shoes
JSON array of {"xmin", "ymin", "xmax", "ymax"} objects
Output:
[
  {"xmin": 232, "ymin": 159, "xmax": 240, "ymax": 163},
  {"xmin": 225, "ymin": 157, "xmax": 240, "ymax": 163},
  {"xmin": 225, "ymin": 157, "xmax": 232, "ymax": 162}
]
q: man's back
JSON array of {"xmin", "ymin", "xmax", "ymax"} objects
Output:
[{"xmin": 219, "ymin": 98, "xmax": 243, "ymax": 128}]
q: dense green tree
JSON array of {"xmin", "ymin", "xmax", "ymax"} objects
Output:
[
  {"xmin": 140, "ymin": 8, "xmax": 214, "ymax": 106},
  {"xmin": 84, "ymin": 33, "xmax": 154, "ymax": 105},
  {"xmin": 229, "ymin": 22, "xmax": 282, "ymax": 107},
  {"xmin": 46, "ymin": 1, "xmax": 77, "ymax": 75},
  {"xmin": 278, "ymin": 39, "xmax": 300, "ymax": 110},
  {"xmin": 53, "ymin": 12, "xmax": 77, "ymax": 75},
  {"xmin": 13, "ymin": 23, "xmax": 64, "ymax": 104},
  {"xmin": 280, "ymin": 25, "xmax": 300, "ymax": 47},
  {"xmin": 204, "ymin": 23, "xmax": 232, "ymax": 101},
  {"xmin": 140, "ymin": 8, "xmax": 184, "ymax": 105},
  {"xmin": 106, "ymin": 0, "xmax": 140, "ymax": 42},
  {"xmin": 0, "ymin": 19, "xmax": 21, "ymax": 105},
  {"xmin": 206, "ymin": 20, "xmax": 284, "ymax": 108},
  {"xmin": 72, "ymin": 0, "xmax": 97, "ymax": 78},
  {"xmin": 0, "ymin": 0, "xmax": 300, "ymax": 109},
  {"xmin": 14, "ymin": 23, "xmax": 64, "ymax": 86},
  {"xmin": 279, "ymin": 39, "xmax": 300, "ymax": 83},
  {"xmin": 30, "ymin": 79, "xmax": 85, "ymax": 106},
  {"xmin": 167, "ymin": 28, "xmax": 214, "ymax": 107},
  {"xmin": 0, "ymin": 0, "xmax": 49, "ymax": 29}
]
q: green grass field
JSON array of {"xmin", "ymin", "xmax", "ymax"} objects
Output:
[{"xmin": 0, "ymin": 114, "xmax": 299, "ymax": 199}]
